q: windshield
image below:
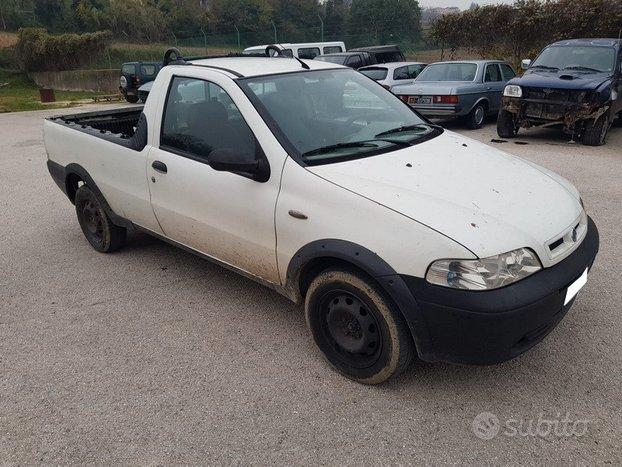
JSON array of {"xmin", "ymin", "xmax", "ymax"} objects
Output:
[
  {"xmin": 531, "ymin": 46, "xmax": 616, "ymax": 73},
  {"xmin": 359, "ymin": 67, "xmax": 388, "ymax": 80},
  {"xmin": 416, "ymin": 63, "xmax": 477, "ymax": 82},
  {"xmin": 240, "ymin": 69, "xmax": 438, "ymax": 164},
  {"xmin": 314, "ymin": 55, "xmax": 347, "ymax": 65}
]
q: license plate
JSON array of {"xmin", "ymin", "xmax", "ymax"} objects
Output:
[
  {"xmin": 409, "ymin": 96, "xmax": 432, "ymax": 105},
  {"xmin": 564, "ymin": 268, "xmax": 588, "ymax": 305}
]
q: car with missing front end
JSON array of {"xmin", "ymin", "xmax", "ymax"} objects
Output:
[
  {"xmin": 392, "ymin": 60, "xmax": 517, "ymax": 129},
  {"xmin": 498, "ymin": 38, "xmax": 622, "ymax": 145},
  {"xmin": 44, "ymin": 46, "xmax": 598, "ymax": 384}
]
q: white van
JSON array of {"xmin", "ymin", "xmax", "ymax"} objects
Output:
[{"xmin": 243, "ymin": 42, "xmax": 345, "ymax": 59}]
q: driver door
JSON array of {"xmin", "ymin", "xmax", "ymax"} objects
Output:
[{"xmin": 147, "ymin": 71, "xmax": 283, "ymax": 284}]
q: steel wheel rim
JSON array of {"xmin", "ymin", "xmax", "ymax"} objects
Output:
[
  {"xmin": 82, "ymin": 201, "xmax": 104, "ymax": 241},
  {"xmin": 318, "ymin": 290, "xmax": 382, "ymax": 369},
  {"xmin": 475, "ymin": 106, "xmax": 485, "ymax": 125}
]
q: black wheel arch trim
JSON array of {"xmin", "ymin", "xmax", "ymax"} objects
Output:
[
  {"xmin": 46, "ymin": 160, "xmax": 132, "ymax": 228},
  {"xmin": 285, "ymin": 238, "xmax": 435, "ymax": 359}
]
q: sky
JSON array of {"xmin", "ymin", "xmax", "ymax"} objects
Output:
[{"xmin": 419, "ymin": 0, "xmax": 514, "ymax": 8}]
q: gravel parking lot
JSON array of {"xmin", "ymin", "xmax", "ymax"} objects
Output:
[{"xmin": 1, "ymin": 106, "xmax": 621, "ymax": 464}]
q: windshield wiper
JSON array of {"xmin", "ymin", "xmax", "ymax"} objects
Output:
[
  {"xmin": 531, "ymin": 65, "xmax": 559, "ymax": 71},
  {"xmin": 302, "ymin": 139, "xmax": 411, "ymax": 158},
  {"xmin": 302, "ymin": 141, "xmax": 380, "ymax": 158},
  {"xmin": 562, "ymin": 65, "xmax": 602, "ymax": 73},
  {"xmin": 374, "ymin": 124, "xmax": 434, "ymax": 138}
]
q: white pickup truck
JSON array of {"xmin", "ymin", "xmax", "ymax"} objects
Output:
[{"xmin": 44, "ymin": 49, "xmax": 599, "ymax": 384}]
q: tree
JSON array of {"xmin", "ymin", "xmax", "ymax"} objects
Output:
[
  {"xmin": 349, "ymin": 0, "xmax": 422, "ymax": 45},
  {"xmin": 323, "ymin": 0, "xmax": 348, "ymax": 38}
]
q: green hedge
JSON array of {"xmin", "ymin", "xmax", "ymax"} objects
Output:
[{"xmin": 14, "ymin": 28, "xmax": 112, "ymax": 72}]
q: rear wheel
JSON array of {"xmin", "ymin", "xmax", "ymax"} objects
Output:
[
  {"xmin": 465, "ymin": 102, "xmax": 486, "ymax": 129},
  {"xmin": 75, "ymin": 185, "xmax": 126, "ymax": 252},
  {"xmin": 497, "ymin": 109, "xmax": 518, "ymax": 138},
  {"xmin": 125, "ymin": 94, "xmax": 139, "ymax": 104},
  {"xmin": 305, "ymin": 268, "xmax": 413, "ymax": 384},
  {"xmin": 582, "ymin": 111, "xmax": 611, "ymax": 146}
]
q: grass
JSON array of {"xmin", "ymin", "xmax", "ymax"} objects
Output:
[{"xmin": 0, "ymin": 69, "xmax": 109, "ymax": 113}]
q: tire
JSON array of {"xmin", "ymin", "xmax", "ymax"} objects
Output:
[
  {"xmin": 125, "ymin": 94, "xmax": 139, "ymax": 104},
  {"xmin": 496, "ymin": 109, "xmax": 518, "ymax": 138},
  {"xmin": 305, "ymin": 268, "xmax": 414, "ymax": 384},
  {"xmin": 465, "ymin": 102, "xmax": 486, "ymax": 129},
  {"xmin": 75, "ymin": 185, "xmax": 126, "ymax": 253},
  {"xmin": 582, "ymin": 111, "xmax": 611, "ymax": 146}
]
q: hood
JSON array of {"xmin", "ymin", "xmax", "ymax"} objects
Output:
[
  {"xmin": 307, "ymin": 131, "xmax": 582, "ymax": 266},
  {"xmin": 392, "ymin": 81, "xmax": 470, "ymax": 95},
  {"xmin": 509, "ymin": 69, "xmax": 611, "ymax": 90}
]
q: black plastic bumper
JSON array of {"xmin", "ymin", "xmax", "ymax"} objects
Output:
[{"xmin": 401, "ymin": 216, "xmax": 599, "ymax": 365}]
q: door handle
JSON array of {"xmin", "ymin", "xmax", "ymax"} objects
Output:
[{"xmin": 152, "ymin": 160, "xmax": 167, "ymax": 173}]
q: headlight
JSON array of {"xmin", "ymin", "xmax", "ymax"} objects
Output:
[
  {"xmin": 426, "ymin": 248, "xmax": 542, "ymax": 290},
  {"xmin": 503, "ymin": 85, "xmax": 522, "ymax": 98}
]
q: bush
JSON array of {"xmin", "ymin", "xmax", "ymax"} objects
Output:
[
  {"xmin": 430, "ymin": 0, "xmax": 622, "ymax": 67},
  {"xmin": 14, "ymin": 28, "xmax": 112, "ymax": 72}
]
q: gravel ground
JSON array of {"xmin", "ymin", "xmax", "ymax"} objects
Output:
[{"xmin": 1, "ymin": 106, "xmax": 621, "ymax": 464}]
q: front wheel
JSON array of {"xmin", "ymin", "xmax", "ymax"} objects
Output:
[
  {"xmin": 465, "ymin": 103, "xmax": 486, "ymax": 129},
  {"xmin": 497, "ymin": 109, "xmax": 518, "ymax": 138},
  {"xmin": 305, "ymin": 268, "xmax": 414, "ymax": 384},
  {"xmin": 75, "ymin": 185, "xmax": 126, "ymax": 252},
  {"xmin": 582, "ymin": 111, "xmax": 611, "ymax": 146}
]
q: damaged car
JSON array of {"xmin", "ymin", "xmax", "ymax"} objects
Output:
[{"xmin": 498, "ymin": 38, "xmax": 622, "ymax": 145}]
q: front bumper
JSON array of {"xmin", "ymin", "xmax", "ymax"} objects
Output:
[
  {"xmin": 502, "ymin": 96, "xmax": 608, "ymax": 132},
  {"xmin": 401, "ymin": 216, "xmax": 599, "ymax": 365}
]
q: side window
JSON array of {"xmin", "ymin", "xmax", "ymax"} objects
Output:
[
  {"xmin": 121, "ymin": 64, "xmax": 135, "ymax": 75},
  {"xmin": 500, "ymin": 64, "xmax": 516, "ymax": 80},
  {"xmin": 393, "ymin": 66, "xmax": 410, "ymax": 80},
  {"xmin": 346, "ymin": 54, "xmax": 363, "ymax": 69},
  {"xmin": 484, "ymin": 64, "xmax": 502, "ymax": 82},
  {"xmin": 323, "ymin": 46, "xmax": 342, "ymax": 54},
  {"xmin": 140, "ymin": 64, "xmax": 157, "ymax": 76},
  {"xmin": 161, "ymin": 77, "xmax": 256, "ymax": 164},
  {"xmin": 298, "ymin": 47, "xmax": 320, "ymax": 59}
]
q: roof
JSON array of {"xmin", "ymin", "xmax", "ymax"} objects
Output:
[
  {"xmin": 349, "ymin": 45, "xmax": 402, "ymax": 53},
  {"xmin": 548, "ymin": 38, "xmax": 622, "ymax": 48},
  {"xmin": 359, "ymin": 61, "xmax": 427, "ymax": 70},
  {"xmin": 427, "ymin": 60, "xmax": 507, "ymax": 66},
  {"xmin": 188, "ymin": 56, "xmax": 343, "ymax": 78}
]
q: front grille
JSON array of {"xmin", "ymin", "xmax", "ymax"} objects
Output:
[{"xmin": 523, "ymin": 87, "xmax": 584, "ymax": 103}]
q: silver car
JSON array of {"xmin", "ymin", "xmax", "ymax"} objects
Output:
[
  {"xmin": 358, "ymin": 62, "xmax": 427, "ymax": 91},
  {"xmin": 392, "ymin": 60, "xmax": 516, "ymax": 129}
]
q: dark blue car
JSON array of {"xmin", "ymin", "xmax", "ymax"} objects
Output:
[{"xmin": 498, "ymin": 38, "xmax": 621, "ymax": 145}]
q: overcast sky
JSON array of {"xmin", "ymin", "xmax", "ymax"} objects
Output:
[{"xmin": 419, "ymin": 0, "xmax": 514, "ymax": 8}]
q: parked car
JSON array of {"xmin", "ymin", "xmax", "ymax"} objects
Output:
[
  {"xmin": 359, "ymin": 62, "xmax": 427, "ymax": 91},
  {"xmin": 498, "ymin": 38, "xmax": 622, "ymax": 146},
  {"xmin": 314, "ymin": 51, "xmax": 375, "ymax": 69},
  {"xmin": 348, "ymin": 45, "xmax": 406, "ymax": 63},
  {"xmin": 392, "ymin": 60, "xmax": 516, "ymax": 129},
  {"xmin": 45, "ymin": 49, "xmax": 598, "ymax": 384},
  {"xmin": 137, "ymin": 81, "xmax": 153, "ymax": 102},
  {"xmin": 243, "ymin": 42, "xmax": 345, "ymax": 59},
  {"xmin": 119, "ymin": 61, "xmax": 162, "ymax": 103}
]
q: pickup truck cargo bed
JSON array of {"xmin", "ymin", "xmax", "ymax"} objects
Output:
[{"xmin": 47, "ymin": 106, "xmax": 147, "ymax": 150}]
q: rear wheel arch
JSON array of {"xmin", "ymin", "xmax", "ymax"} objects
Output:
[{"xmin": 64, "ymin": 163, "xmax": 131, "ymax": 228}]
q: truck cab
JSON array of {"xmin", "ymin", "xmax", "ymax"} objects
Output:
[{"xmin": 498, "ymin": 38, "xmax": 622, "ymax": 145}]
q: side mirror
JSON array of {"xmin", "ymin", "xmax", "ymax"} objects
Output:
[
  {"xmin": 208, "ymin": 148, "xmax": 270, "ymax": 182},
  {"xmin": 521, "ymin": 59, "xmax": 532, "ymax": 70}
]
